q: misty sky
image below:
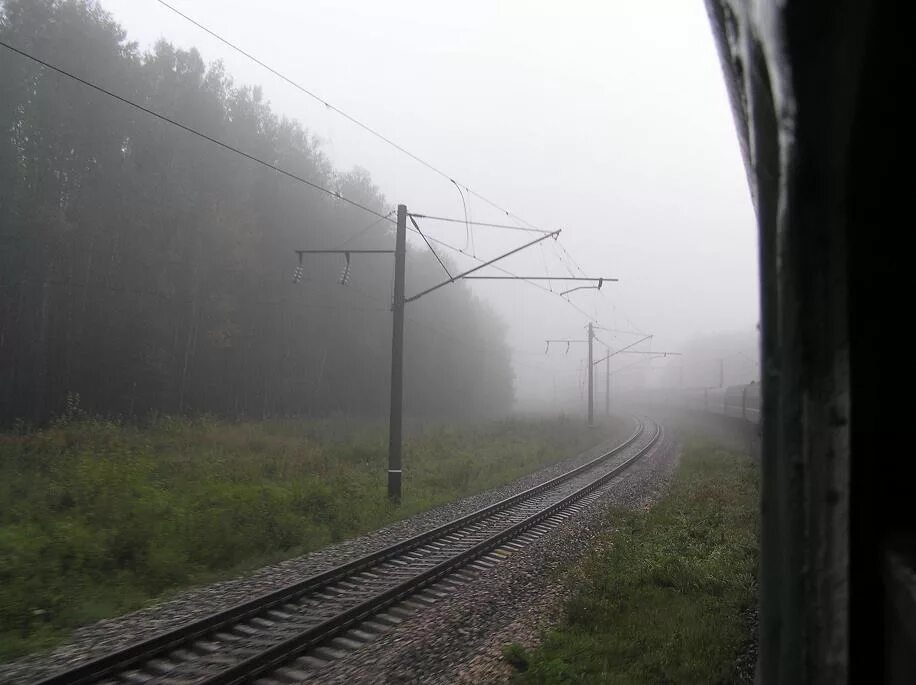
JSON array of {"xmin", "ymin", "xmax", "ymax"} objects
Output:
[{"xmin": 100, "ymin": 0, "xmax": 758, "ymax": 409}]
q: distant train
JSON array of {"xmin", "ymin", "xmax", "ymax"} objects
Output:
[
  {"xmin": 674, "ymin": 383, "xmax": 761, "ymax": 424},
  {"xmin": 637, "ymin": 382, "xmax": 761, "ymax": 425}
]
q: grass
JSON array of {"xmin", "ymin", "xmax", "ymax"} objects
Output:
[
  {"xmin": 507, "ymin": 437, "xmax": 759, "ymax": 684},
  {"xmin": 0, "ymin": 413, "xmax": 625, "ymax": 661}
]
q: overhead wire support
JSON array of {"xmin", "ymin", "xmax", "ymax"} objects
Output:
[
  {"xmin": 404, "ymin": 229, "xmax": 561, "ymax": 303},
  {"xmin": 403, "ymin": 228, "xmax": 598, "ymax": 321},
  {"xmin": 560, "ymin": 284, "xmax": 603, "ymax": 297},
  {"xmin": 545, "ymin": 338, "xmax": 588, "ymax": 354},
  {"xmin": 408, "ymin": 214, "xmax": 452, "ymax": 280},
  {"xmin": 593, "ymin": 325, "xmax": 645, "ymax": 336},
  {"xmin": 601, "ymin": 350, "xmax": 681, "ymax": 359},
  {"xmin": 592, "ymin": 334, "xmax": 654, "ymax": 365},
  {"xmin": 593, "ymin": 339, "xmax": 681, "ymax": 366},
  {"xmin": 293, "ymin": 208, "xmax": 590, "ymax": 502},
  {"xmin": 463, "ymin": 276, "xmax": 616, "ymax": 283},
  {"xmin": 0, "ymin": 39, "xmax": 393, "ymax": 223},
  {"xmin": 592, "ymin": 333, "xmax": 616, "ymax": 350},
  {"xmin": 543, "ymin": 324, "xmax": 596, "ymax": 424},
  {"xmin": 293, "ymin": 249, "xmax": 394, "ymax": 287},
  {"xmin": 407, "ymin": 214, "xmax": 552, "ymax": 234}
]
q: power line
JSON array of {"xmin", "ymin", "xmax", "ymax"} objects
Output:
[
  {"xmin": 462, "ymin": 276, "xmax": 614, "ymax": 282},
  {"xmin": 0, "ymin": 39, "xmax": 392, "ymax": 223},
  {"xmin": 593, "ymin": 324, "xmax": 645, "ymax": 336},
  {"xmin": 152, "ymin": 0, "xmax": 545, "ymax": 232},
  {"xmin": 336, "ymin": 208, "xmax": 397, "ymax": 249},
  {"xmin": 555, "ymin": 240, "xmax": 589, "ymax": 277},
  {"xmin": 609, "ymin": 354, "xmax": 670, "ymax": 376},
  {"xmin": 403, "ymin": 226, "xmax": 595, "ymax": 320},
  {"xmin": 405, "ymin": 230, "xmax": 560, "ymax": 303},
  {"xmin": 408, "ymin": 214, "xmax": 452, "ymax": 281},
  {"xmin": 451, "ymin": 181, "xmax": 471, "ymax": 253},
  {"xmin": 593, "ymin": 334, "xmax": 614, "ymax": 349},
  {"xmin": 464, "ymin": 186, "xmax": 476, "ymax": 257},
  {"xmin": 407, "ymin": 213, "xmax": 550, "ymax": 234},
  {"xmin": 550, "ymin": 241, "xmax": 580, "ymax": 278},
  {"xmin": 0, "ymin": 40, "xmax": 604, "ymax": 328},
  {"xmin": 411, "ymin": 230, "xmax": 586, "ymax": 313}
]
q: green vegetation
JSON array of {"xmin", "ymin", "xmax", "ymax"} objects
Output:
[
  {"xmin": 510, "ymin": 438, "xmax": 758, "ymax": 684},
  {"xmin": 0, "ymin": 414, "xmax": 623, "ymax": 660},
  {"xmin": 1, "ymin": 0, "xmax": 513, "ymax": 425}
]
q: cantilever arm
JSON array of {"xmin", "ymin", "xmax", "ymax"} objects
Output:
[{"xmin": 405, "ymin": 230, "xmax": 561, "ymax": 302}]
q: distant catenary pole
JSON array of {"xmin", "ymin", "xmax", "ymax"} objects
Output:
[
  {"xmin": 605, "ymin": 349, "xmax": 610, "ymax": 417},
  {"xmin": 587, "ymin": 322, "xmax": 594, "ymax": 426},
  {"xmin": 388, "ymin": 205, "xmax": 407, "ymax": 502}
]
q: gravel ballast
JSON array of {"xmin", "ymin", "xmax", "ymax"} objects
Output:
[
  {"xmin": 298, "ymin": 422, "xmax": 680, "ymax": 684},
  {"xmin": 0, "ymin": 421, "xmax": 636, "ymax": 684}
]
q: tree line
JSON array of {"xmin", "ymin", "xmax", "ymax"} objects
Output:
[{"xmin": 0, "ymin": 0, "xmax": 513, "ymax": 424}]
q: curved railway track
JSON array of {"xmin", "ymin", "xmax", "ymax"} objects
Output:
[{"xmin": 38, "ymin": 417, "xmax": 662, "ymax": 685}]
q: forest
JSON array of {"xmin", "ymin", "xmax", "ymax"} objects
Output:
[{"xmin": 0, "ymin": 0, "xmax": 514, "ymax": 424}]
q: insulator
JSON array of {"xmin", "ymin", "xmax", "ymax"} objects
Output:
[{"xmin": 292, "ymin": 265, "xmax": 304, "ymax": 284}]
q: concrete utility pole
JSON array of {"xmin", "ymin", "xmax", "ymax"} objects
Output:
[
  {"xmin": 591, "ymin": 335, "xmax": 682, "ymax": 416},
  {"xmin": 605, "ymin": 347, "xmax": 611, "ymax": 417},
  {"xmin": 587, "ymin": 322, "xmax": 594, "ymax": 426},
  {"xmin": 387, "ymin": 205, "xmax": 407, "ymax": 502},
  {"xmin": 718, "ymin": 358, "xmax": 725, "ymax": 388},
  {"xmin": 297, "ymin": 206, "xmax": 610, "ymax": 503}
]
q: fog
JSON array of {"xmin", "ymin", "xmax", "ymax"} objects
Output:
[{"xmin": 3, "ymin": 0, "xmax": 758, "ymax": 419}]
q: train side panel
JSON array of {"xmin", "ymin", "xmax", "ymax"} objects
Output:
[
  {"xmin": 743, "ymin": 382, "xmax": 760, "ymax": 424},
  {"xmin": 724, "ymin": 385, "xmax": 745, "ymax": 419}
]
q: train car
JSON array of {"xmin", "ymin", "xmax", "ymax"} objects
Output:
[
  {"xmin": 723, "ymin": 383, "xmax": 761, "ymax": 424},
  {"xmin": 724, "ymin": 385, "xmax": 746, "ymax": 419},
  {"xmin": 679, "ymin": 383, "xmax": 760, "ymax": 425},
  {"xmin": 642, "ymin": 383, "xmax": 759, "ymax": 426},
  {"xmin": 743, "ymin": 382, "xmax": 760, "ymax": 424}
]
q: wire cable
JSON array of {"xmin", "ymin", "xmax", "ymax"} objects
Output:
[
  {"xmin": 0, "ymin": 39, "xmax": 393, "ymax": 223},
  {"xmin": 336, "ymin": 208, "xmax": 396, "ymax": 249},
  {"xmin": 408, "ymin": 214, "xmax": 452, "ymax": 281},
  {"xmin": 405, "ymin": 227, "xmax": 595, "ymax": 321},
  {"xmin": 593, "ymin": 334, "xmax": 615, "ymax": 350},
  {"xmin": 551, "ymin": 241, "xmax": 579, "ymax": 278},
  {"xmin": 464, "ymin": 186, "xmax": 476, "ymax": 257},
  {"xmin": 152, "ymin": 0, "xmax": 545, "ymax": 232},
  {"xmin": 405, "ymin": 213, "xmax": 549, "ymax": 234},
  {"xmin": 0, "ymin": 39, "xmax": 601, "ymax": 327},
  {"xmin": 451, "ymin": 181, "xmax": 471, "ymax": 252},
  {"xmin": 556, "ymin": 239, "xmax": 589, "ymax": 276}
]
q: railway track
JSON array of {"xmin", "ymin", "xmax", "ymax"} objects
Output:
[{"xmin": 38, "ymin": 417, "xmax": 661, "ymax": 685}]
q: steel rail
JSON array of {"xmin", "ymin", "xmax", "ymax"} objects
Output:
[
  {"xmin": 38, "ymin": 419, "xmax": 646, "ymax": 685},
  {"xmin": 208, "ymin": 419, "xmax": 662, "ymax": 684}
]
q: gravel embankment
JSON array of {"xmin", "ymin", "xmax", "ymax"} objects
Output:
[
  {"xmin": 309, "ymin": 423, "xmax": 680, "ymax": 685},
  {"xmin": 0, "ymin": 422, "xmax": 634, "ymax": 685}
]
